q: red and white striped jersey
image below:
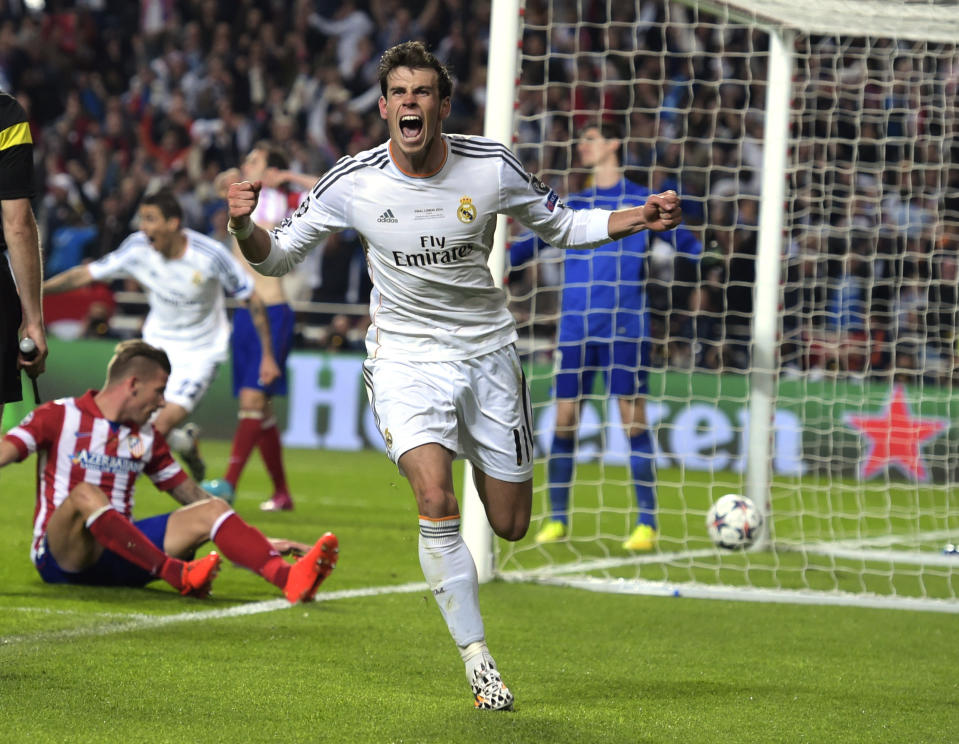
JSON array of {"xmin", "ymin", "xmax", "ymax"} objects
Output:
[{"xmin": 3, "ymin": 391, "xmax": 188, "ymax": 562}]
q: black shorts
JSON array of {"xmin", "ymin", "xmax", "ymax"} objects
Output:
[{"xmin": 0, "ymin": 257, "xmax": 23, "ymax": 404}]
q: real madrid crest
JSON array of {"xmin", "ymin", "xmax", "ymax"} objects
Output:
[
  {"xmin": 457, "ymin": 196, "xmax": 477, "ymax": 224},
  {"xmin": 384, "ymin": 428, "xmax": 393, "ymax": 449}
]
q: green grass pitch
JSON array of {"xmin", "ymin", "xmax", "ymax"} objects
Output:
[{"xmin": 0, "ymin": 442, "xmax": 957, "ymax": 743}]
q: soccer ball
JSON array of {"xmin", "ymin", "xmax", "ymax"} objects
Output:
[{"xmin": 706, "ymin": 493, "xmax": 763, "ymax": 550}]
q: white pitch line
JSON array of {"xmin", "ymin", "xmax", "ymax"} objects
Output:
[{"xmin": 0, "ymin": 581, "xmax": 428, "ymax": 647}]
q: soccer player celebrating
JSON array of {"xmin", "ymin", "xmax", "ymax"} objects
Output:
[
  {"xmin": 43, "ymin": 187, "xmax": 279, "ymax": 483},
  {"xmin": 0, "ymin": 90, "xmax": 47, "ymax": 423},
  {"xmin": 510, "ymin": 122, "xmax": 703, "ymax": 551},
  {"xmin": 204, "ymin": 142, "xmax": 306, "ymax": 511},
  {"xmin": 226, "ymin": 41, "xmax": 682, "ymax": 710},
  {"xmin": 0, "ymin": 340, "xmax": 337, "ymax": 600}
]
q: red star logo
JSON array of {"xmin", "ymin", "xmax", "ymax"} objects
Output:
[{"xmin": 844, "ymin": 385, "xmax": 948, "ymax": 481}]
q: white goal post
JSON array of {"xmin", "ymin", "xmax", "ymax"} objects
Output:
[
  {"xmin": 462, "ymin": 0, "xmax": 524, "ymax": 582},
  {"xmin": 466, "ymin": 0, "xmax": 959, "ymax": 612}
]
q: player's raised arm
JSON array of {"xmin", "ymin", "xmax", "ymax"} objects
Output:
[
  {"xmin": 261, "ymin": 167, "xmax": 318, "ymax": 192},
  {"xmin": 607, "ymin": 190, "xmax": 683, "ymax": 240},
  {"xmin": 226, "ymin": 180, "xmax": 272, "ymax": 263},
  {"xmin": 43, "ymin": 263, "xmax": 95, "ymax": 294}
]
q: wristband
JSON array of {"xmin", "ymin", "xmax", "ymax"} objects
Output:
[{"xmin": 227, "ymin": 219, "xmax": 255, "ymax": 240}]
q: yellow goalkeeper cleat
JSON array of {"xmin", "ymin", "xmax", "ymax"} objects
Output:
[
  {"xmin": 623, "ymin": 524, "xmax": 658, "ymax": 552},
  {"xmin": 534, "ymin": 519, "xmax": 567, "ymax": 544}
]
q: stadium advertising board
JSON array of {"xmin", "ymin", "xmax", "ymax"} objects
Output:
[{"xmin": 9, "ymin": 339, "xmax": 954, "ymax": 483}]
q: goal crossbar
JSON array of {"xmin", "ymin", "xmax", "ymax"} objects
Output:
[{"xmin": 690, "ymin": 0, "xmax": 959, "ymax": 42}]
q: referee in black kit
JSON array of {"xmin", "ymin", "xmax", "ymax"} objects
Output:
[{"xmin": 0, "ymin": 89, "xmax": 47, "ymax": 422}]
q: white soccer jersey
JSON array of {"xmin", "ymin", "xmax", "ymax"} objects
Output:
[
  {"xmin": 88, "ymin": 228, "xmax": 254, "ymax": 360},
  {"xmin": 256, "ymin": 134, "xmax": 612, "ymax": 360}
]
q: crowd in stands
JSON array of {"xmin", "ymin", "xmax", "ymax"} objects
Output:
[
  {"xmin": 3, "ymin": 0, "xmax": 490, "ymax": 350},
  {"xmin": 509, "ymin": 0, "xmax": 959, "ymax": 384},
  {"xmin": 3, "ymin": 0, "xmax": 957, "ymax": 381}
]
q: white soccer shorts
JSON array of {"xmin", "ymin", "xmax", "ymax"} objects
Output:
[
  {"xmin": 363, "ymin": 345, "xmax": 535, "ymax": 482},
  {"xmin": 162, "ymin": 350, "xmax": 220, "ymax": 413}
]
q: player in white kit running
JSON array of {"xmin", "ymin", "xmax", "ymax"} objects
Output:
[
  {"xmin": 226, "ymin": 41, "xmax": 682, "ymax": 710},
  {"xmin": 43, "ymin": 187, "xmax": 280, "ymax": 482}
]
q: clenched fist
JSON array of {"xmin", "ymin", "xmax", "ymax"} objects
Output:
[
  {"xmin": 642, "ymin": 190, "xmax": 682, "ymax": 232},
  {"xmin": 227, "ymin": 180, "xmax": 262, "ymax": 229}
]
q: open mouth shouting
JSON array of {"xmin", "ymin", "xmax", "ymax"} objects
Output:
[{"xmin": 399, "ymin": 113, "xmax": 425, "ymax": 144}]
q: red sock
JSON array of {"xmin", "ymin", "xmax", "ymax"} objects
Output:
[
  {"xmin": 211, "ymin": 512, "xmax": 290, "ymax": 588},
  {"xmin": 258, "ymin": 418, "xmax": 289, "ymax": 496},
  {"xmin": 87, "ymin": 507, "xmax": 185, "ymax": 590},
  {"xmin": 225, "ymin": 413, "xmax": 263, "ymax": 487}
]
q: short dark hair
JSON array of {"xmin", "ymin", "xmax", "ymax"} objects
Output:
[
  {"xmin": 140, "ymin": 186, "xmax": 183, "ymax": 222},
  {"xmin": 579, "ymin": 121, "xmax": 626, "ymax": 164},
  {"xmin": 377, "ymin": 41, "xmax": 453, "ymax": 100},
  {"xmin": 252, "ymin": 140, "xmax": 289, "ymax": 170},
  {"xmin": 105, "ymin": 340, "xmax": 171, "ymax": 385},
  {"xmin": 579, "ymin": 121, "xmax": 624, "ymax": 142}
]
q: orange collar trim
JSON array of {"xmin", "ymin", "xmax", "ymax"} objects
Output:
[{"xmin": 388, "ymin": 139, "xmax": 447, "ymax": 179}]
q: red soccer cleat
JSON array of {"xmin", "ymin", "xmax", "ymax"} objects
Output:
[
  {"xmin": 180, "ymin": 551, "xmax": 222, "ymax": 598},
  {"xmin": 284, "ymin": 532, "xmax": 339, "ymax": 604}
]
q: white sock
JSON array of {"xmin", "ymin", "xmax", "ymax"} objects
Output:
[
  {"xmin": 459, "ymin": 640, "xmax": 488, "ymax": 664},
  {"xmin": 418, "ymin": 515, "xmax": 486, "ymax": 652},
  {"xmin": 461, "ymin": 642, "xmax": 500, "ymax": 683}
]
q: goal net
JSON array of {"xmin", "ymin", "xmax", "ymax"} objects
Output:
[{"xmin": 494, "ymin": 0, "xmax": 959, "ymax": 611}]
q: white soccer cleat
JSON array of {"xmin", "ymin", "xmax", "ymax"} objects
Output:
[
  {"xmin": 169, "ymin": 423, "xmax": 206, "ymax": 482},
  {"xmin": 469, "ymin": 655, "xmax": 514, "ymax": 711}
]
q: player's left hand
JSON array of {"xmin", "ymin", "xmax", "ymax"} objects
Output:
[
  {"xmin": 258, "ymin": 355, "xmax": 281, "ymax": 388},
  {"xmin": 268, "ymin": 538, "xmax": 309, "ymax": 557},
  {"xmin": 642, "ymin": 190, "xmax": 682, "ymax": 232}
]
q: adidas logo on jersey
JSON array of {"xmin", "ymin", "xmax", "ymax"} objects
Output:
[{"xmin": 377, "ymin": 209, "xmax": 399, "ymax": 223}]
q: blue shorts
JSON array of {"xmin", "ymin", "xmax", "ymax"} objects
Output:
[
  {"xmin": 231, "ymin": 303, "xmax": 295, "ymax": 397},
  {"xmin": 554, "ymin": 339, "xmax": 650, "ymax": 399},
  {"xmin": 34, "ymin": 513, "xmax": 172, "ymax": 587}
]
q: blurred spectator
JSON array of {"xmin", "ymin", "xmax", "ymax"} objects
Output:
[
  {"xmin": 323, "ymin": 313, "xmax": 364, "ymax": 353},
  {"xmin": 309, "ymin": 0, "xmax": 375, "ymax": 80}
]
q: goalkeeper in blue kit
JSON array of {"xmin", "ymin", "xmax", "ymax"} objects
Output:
[{"xmin": 510, "ymin": 122, "xmax": 702, "ymax": 551}]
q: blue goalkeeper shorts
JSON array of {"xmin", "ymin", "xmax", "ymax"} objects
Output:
[
  {"xmin": 554, "ymin": 339, "xmax": 651, "ymax": 399},
  {"xmin": 34, "ymin": 513, "xmax": 172, "ymax": 587}
]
